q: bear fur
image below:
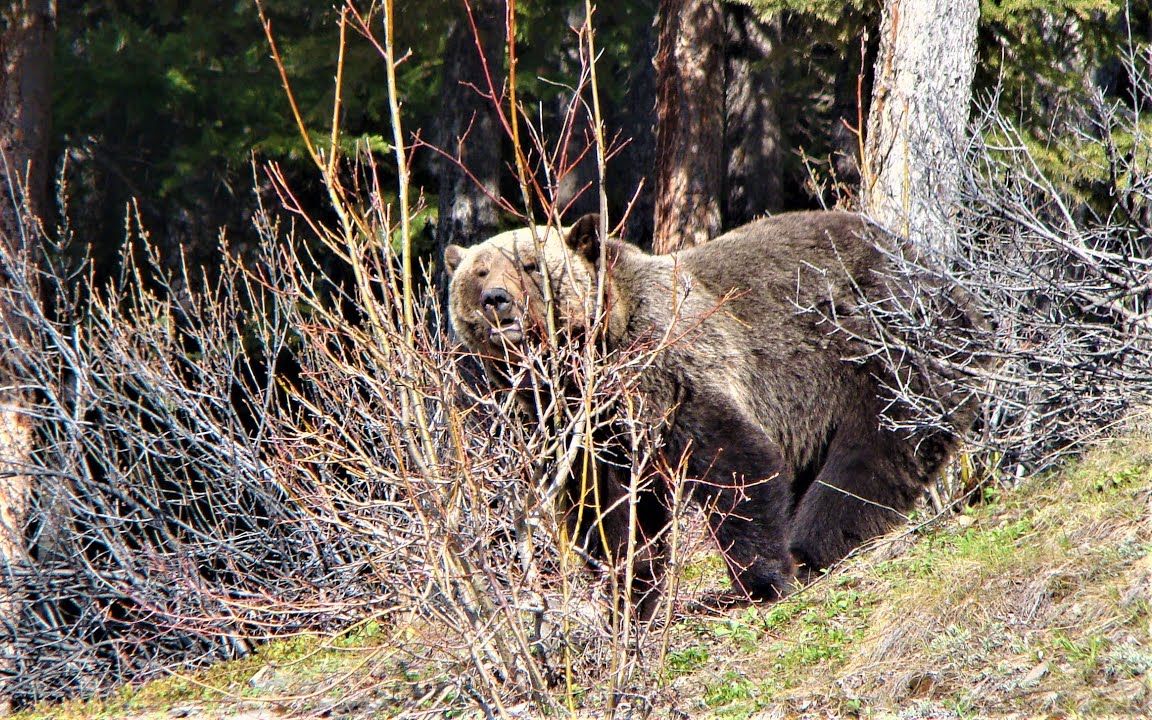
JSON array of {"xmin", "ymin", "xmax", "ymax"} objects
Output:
[{"xmin": 445, "ymin": 211, "xmax": 981, "ymax": 617}]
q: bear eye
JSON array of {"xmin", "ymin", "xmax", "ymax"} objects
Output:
[
  {"xmin": 522, "ymin": 261, "xmax": 539, "ymax": 274},
  {"xmin": 476, "ymin": 268, "xmax": 489, "ymax": 278}
]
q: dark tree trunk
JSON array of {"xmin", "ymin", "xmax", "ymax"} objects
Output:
[
  {"xmin": 0, "ymin": 1, "xmax": 54, "ymax": 713},
  {"xmin": 552, "ymin": 7, "xmax": 600, "ymax": 222},
  {"xmin": 615, "ymin": 0, "xmax": 658, "ymax": 248},
  {"xmin": 1, "ymin": 0, "xmax": 54, "ymax": 234},
  {"xmin": 828, "ymin": 28, "xmax": 877, "ymax": 192},
  {"xmin": 652, "ymin": 0, "xmax": 724, "ymax": 254},
  {"xmin": 721, "ymin": 5, "xmax": 783, "ymax": 225},
  {"xmin": 434, "ymin": 0, "xmax": 505, "ymax": 290}
]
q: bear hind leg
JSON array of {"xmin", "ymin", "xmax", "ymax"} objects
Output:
[
  {"xmin": 788, "ymin": 428, "xmax": 924, "ymax": 579},
  {"xmin": 710, "ymin": 513, "xmax": 794, "ymax": 601},
  {"xmin": 568, "ymin": 461, "xmax": 671, "ymax": 622}
]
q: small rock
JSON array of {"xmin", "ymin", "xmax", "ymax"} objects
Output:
[{"xmin": 1021, "ymin": 661, "xmax": 1049, "ymax": 687}]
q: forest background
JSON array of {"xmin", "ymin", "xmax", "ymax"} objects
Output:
[{"xmin": 36, "ymin": 0, "xmax": 1148, "ymax": 274}]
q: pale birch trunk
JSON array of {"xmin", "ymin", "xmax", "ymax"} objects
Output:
[{"xmin": 864, "ymin": 0, "xmax": 979, "ymax": 255}]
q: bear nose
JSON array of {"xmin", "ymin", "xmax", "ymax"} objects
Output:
[{"xmin": 481, "ymin": 287, "xmax": 513, "ymax": 314}]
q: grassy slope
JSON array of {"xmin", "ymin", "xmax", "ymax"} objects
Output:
[
  {"xmin": 17, "ymin": 427, "xmax": 1152, "ymax": 720},
  {"xmin": 664, "ymin": 428, "xmax": 1152, "ymax": 719}
]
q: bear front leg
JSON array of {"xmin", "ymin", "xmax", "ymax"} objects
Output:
[
  {"xmin": 566, "ymin": 454, "xmax": 671, "ymax": 622},
  {"xmin": 671, "ymin": 407, "xmax": 796, "ymax": 603},
  {"xmin": 698, "ymin": 472, "xmax": 796, "ymax": 603},
  {"xmin": 788, "ymin": 423, "xmax": 925, "ymax": 579}
]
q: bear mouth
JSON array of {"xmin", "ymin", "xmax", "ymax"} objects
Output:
[{"xmin": 488, "ymin": 319, "xmax": 524, "ymax": 345}]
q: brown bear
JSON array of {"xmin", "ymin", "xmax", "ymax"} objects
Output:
[{"xmin": 444, "ymin": 211, "xmax": 982, "ymax": 618}]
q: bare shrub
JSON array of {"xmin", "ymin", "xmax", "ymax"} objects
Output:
[
  {"xmin": 954, "ymin": 55, "xmax": 1152, "ymax": 474},
  {"xmin": 0, "ymin": 175, "xmax": 690, "ymax": 713},
  {"xmin": 0, "ymin": 5, "xmax": 682, "ymax": 715},
  {"xmin": 846, "ymin": 42, "xmax": 1151, "ymax": 487}
]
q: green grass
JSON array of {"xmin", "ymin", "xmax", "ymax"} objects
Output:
[
  {"xmin": 15, "ymin": 635, "xmax": 322, "ymax": 720},
  {"xmin": 665, "ymin": 646, "xmax": 710, "ymax": 677}
]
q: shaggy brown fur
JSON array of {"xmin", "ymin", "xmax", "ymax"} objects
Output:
[{"xmin": 445, "ymin": 211, "xmax": 981, "ymax": 617}]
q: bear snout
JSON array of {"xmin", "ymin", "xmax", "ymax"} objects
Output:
[
  {"xmin": 480, "ymin": 287, "xmax": 524, "ymax": 344},
  {"xmin": 481, "ymin": 287, "xmax": 513, "ymax": 314}
]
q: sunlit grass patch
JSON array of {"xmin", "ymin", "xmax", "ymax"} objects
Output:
[
  {"xmin": 653, "ymin": 426, "xmax": 1151, "ymax": 718},
  {"xmin": 798, "ymin": 431, "xmax": 1150, "ymax": 716}
]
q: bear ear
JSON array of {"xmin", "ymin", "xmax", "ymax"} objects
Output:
[
  {"xmin": 444, "ymin": 244, "xmax": 466, "ymax": 278},
  {"xmin": 564, "ymin": 214, "xmax": 602, "ymax": 264}
]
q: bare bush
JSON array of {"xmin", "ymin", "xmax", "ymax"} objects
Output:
[
  {"xmin": 0, "ymin": 178, "xmax": 691, "ymax": 712},
  {"xmin": 955, "ymin": 56, "xmax": 1152, "ymax": 474},
  {"xmin": 0, "ymin": 5, "xmax": 682, "ymax": 715},
  {"xmin": 849, "ymin": 42, "xmax": 1151, "ymax": 484}
]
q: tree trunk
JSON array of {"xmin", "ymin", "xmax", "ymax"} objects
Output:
[
  {"xmin": 863, "ymin": 0, "xmax": 979, "ymax": 255},
  {"xmin": 1, "ymin": 0, "xmax": 53, "ymax": 228},
  {"xmin": 434, "ymin": 0, "xmax": 505, "ymax": 291},
  {"xmin": 652, "ymin": 0, "xmax": 723, "ymax": 254},
  {"xmin": 553, "ymin": 6, "xmax": 599, "ymax": 222},
  {"xmin": 1, "ymin": 0, "xmax": 54, "ymax": 712},
  {"xmin": 616, "ymin": 0, "xmax": 658, "ymax": 248},
  {"xmin": 828, "ymin": 27, "xmax": 877, "ymax": 192},
  {"xmin": 721, "ymin": 5, "xmax": 783, "ymax": 226}
]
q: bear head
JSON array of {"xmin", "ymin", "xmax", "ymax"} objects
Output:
[{"xmin": 445, "ymin": 214, "xmax": 622, "ymax": 358}]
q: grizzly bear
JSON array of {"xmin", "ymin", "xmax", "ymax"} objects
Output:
[{"xmin": 445, "ymin": 211, "xmax": 981, "ymax": 618}]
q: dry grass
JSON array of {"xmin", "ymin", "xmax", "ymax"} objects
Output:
[{"xmin": 14, "ymin": 414, "xmax": 1151, "ymax": 720}]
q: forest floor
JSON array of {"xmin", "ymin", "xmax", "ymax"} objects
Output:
[{"xmin": 17, "ymin": 418, "xmax": 1152, "ymax": 720}]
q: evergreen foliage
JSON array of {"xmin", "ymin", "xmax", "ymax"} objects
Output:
[{"xmin": 51, "ymin": 0, "xmax": 1141, "ymax": 263}]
